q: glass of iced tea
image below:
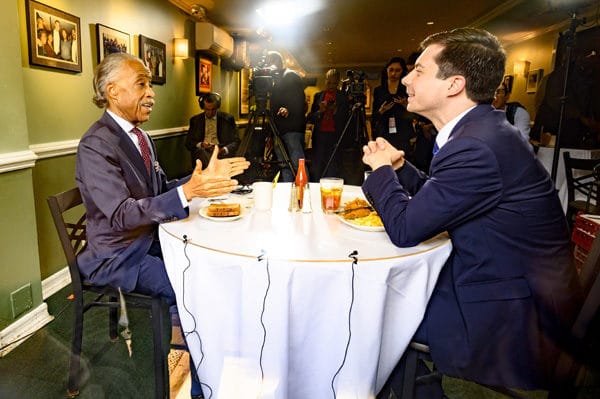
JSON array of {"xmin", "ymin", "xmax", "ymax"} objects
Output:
[{"xmin": 320, "ymin": 177, "xmax": 344, "ymax": 213}]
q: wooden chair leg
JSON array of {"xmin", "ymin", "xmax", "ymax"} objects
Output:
[
  {"xmin": 68, "ymin": 295, "xmax": 84, "ymax": 397},
  {"xmin": 151, "ymin": 299, "xmax": 169, "ymax": 399},
  {"xmin": 401, "ymin": 348, "xmax": 418, "ymax": 399}
]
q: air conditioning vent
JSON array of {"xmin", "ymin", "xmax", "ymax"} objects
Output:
[{"xmin": 195, "ymin": 22, "xmax": 234, "ymax": 58}]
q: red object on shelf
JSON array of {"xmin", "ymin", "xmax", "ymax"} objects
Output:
[
  {"xmin": 571, "ymin": 214, "xmax": 600, "ymax": 273},
  {"xmin": 571, "ymin": 214, "xmax": 600, "ymax": 252}
]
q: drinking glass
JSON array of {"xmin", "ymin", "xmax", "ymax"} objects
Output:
[{"xmin": 320, "ymin": 177, "xmax": 344, "ymax": 213}]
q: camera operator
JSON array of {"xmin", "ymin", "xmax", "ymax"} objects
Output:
[
  {"xmin": 265, "ymin": 50, "xmax": 307, "ymax": 182},
  {"xmin": 306, "ymin": 69, "xmax": 350, "ymax": 181},
  {"xmin": 372, "ymin": 57, "xmax": 416, "ymax": 156}
]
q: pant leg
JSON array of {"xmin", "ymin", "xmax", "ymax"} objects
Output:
[
  {"xmin": 275, "ymin": 131, "xmax": 306, "ymax": 182},
  {"xmin": 134, "ymin": 241, "xmax": 176, "ymax": 305}
]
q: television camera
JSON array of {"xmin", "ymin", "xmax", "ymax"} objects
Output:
[
  {"xmin": 342, "ymin": 69, "xmax": 367, "ymax": 104},
  {"xmin": 235, "ymin": 56, "xmax": 294, "ymax": 185},
  {"xmin": 249, "ymin": 57, "xmax": 281, "ymax": 112}
]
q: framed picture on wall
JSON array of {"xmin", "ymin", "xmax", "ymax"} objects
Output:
[
  {"xmin": 139, "ymin": 35, "xmax": 166, "ymax": 85},
  {"xmin": 96, "ymin": 24, "xmax": 130, "ymax": 63},
  {"xmin": 25, "ymin": 0, "xmax": 82, "ymax": 72},
  {"xmin": 526, "ymin": 69, "xmax": 543, "ymax": 93},
  {"xmin": 196, "ymin": 56, "xmax": 212, "ymax": 94},
  {"xmin": 239, "ymin": 68, "xmax": 250, "ymax": 117},
  {"xmin": 503, "ymin": 75, "xmax": 514, "ymax": 93}
]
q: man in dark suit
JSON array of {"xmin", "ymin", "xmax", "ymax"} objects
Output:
[
  {"xmin": 76, "ymin": 52, "xmax": 249, "ymax": 399},
  {"xmin": 77, "ymin": 52, "xmax": 248, "ymax": 302},
  {"xmin": 362, "ymin": 28, "xmax": 581, "ymax": 394},
  {"xmin": 185, "ymin": 92, "xmax": 240, "ymax": 169}
]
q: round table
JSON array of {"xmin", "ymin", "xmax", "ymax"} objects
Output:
[{"xmin": 159, "ymin": 183, "xmax": 452, "ymax": 399}]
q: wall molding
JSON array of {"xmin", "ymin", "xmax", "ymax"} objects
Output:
[
  {"xmin": 0, "ymin": 126, "xmax": 190, "ymax": 174},
  {"xmin": 0, "ymin": 267, "xmax": 71, "ymax": 356},
  {"xmin": 0, "ymin": 150, "xmax": 38, "ymax": 173},
  {"xmin": 42, "ymin": 266, "xmax": 71, "ymax": 300},
  {"xmin": 0, "ymin": 303, "xmax": 53, "ymax": 357}
]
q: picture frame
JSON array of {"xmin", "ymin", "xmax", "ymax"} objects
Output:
[
  {"xmin": 526, "ymin": 69, "xmax": 543, "ymax": 93},
  {"xmin": 239, "ymin": 68, "xmax": 250, "ymax": 117},
  {"xmin": 96, "ymin": 24, "xmax": 130, "ymax": 63},
  {"xmin": 196, "ymin": 56, "xmax": 212, "ymax": 94},
  {"xmin": 25, "ymin": 0, "xmax": 82, "ymax": 72},
  {"xmin": 503, "ymin": 75, "xmax": 514, "ymax": 93},
  {"xmin": 139, "ymin": 35, "xmax": 166, "ymax": 85}
]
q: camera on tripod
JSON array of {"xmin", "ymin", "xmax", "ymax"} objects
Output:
[
  {"xmin": 249, "ymin": 56, "xmax": 281, "ymax": 112},
  {"xmin": 342, "ymin": 70, "xmax": 367, "ymax": 104}
]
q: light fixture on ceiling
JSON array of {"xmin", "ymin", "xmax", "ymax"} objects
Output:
[
  {"xmin": 513, "ymin": 60, "xmax": 531, "ymax": 77},
  {"xmin": 173, "ymin": 38, "xmax": 189, "ymax": 58},
  {"xmin": 191, "ymin": 4, "xmax": 207, "ymax": 20}
]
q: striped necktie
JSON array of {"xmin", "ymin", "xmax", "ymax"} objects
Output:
[
  {"xmin": 432, "ymin": 140, "xmax": 440, "ymax": 156},
  {"xmin": 131, "ymin": 127, "xmax": 152, "ymax": 173}
]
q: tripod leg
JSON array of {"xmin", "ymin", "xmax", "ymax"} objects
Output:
[
  {"xmin": 321, "ymin": 107, "xmax": 357, "ymax": 179},
  {"xmin": 265, "ymin": 117, "xmax": 297, "ymax": 180},
  {"xmin": 236, "ymin": 111, "xmax": 256, "ymax": 157}
]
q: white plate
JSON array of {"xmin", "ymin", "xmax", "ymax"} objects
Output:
[
  {"xmin": 337, "ymin": 214, "xmax": 385, "ymax": 232},
  {"xmin": 199, "ymin": 205, "xmax": 246, "ymax": 222}
]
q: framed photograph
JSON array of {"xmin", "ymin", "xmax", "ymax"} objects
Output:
[
  {"xmin": 503, "ymin": 75, "xmax": 514, "ymax": 93},
  {"xmin": 196, "ymin": 56, "xmax": 212, "ymax": 94},
  {"xmin": 96, "ymin": 24, "xmax": 130, "ymax": 63},
  {"xmin": 139, "ymin": 35, "xmax": 166, "ymax": 85},
  {"xmin": 25, "ymin": 0, "xmax": 82, "ymax": 72},
  {"xmin": 239, "ymin": 68, "xmax": 250, "ymax": 117},
  {"xmin": 526, "ymin": 69, "xmax": 543, "ymax": 93}
]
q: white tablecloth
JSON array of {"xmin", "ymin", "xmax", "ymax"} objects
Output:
[
  {"xmin": 537, "ymin": 147, "xmax": 600, "ymax": 213},
  {"xmin": 159, "ymin": 184, "xmax": 452, "ymax": 399}
]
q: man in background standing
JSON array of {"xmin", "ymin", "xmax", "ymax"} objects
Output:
[
  {"xmin": 266, "ymin": 50, "xmax": 307, "ymax": 181},
  {"xmin": 306, "ymin": 68, "xmax": 350, "ymax": 180}
]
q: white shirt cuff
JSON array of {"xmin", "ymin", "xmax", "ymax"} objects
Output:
[{"xmin": 177, "ymin": 185, "xmax": 189, "ymax": 208}]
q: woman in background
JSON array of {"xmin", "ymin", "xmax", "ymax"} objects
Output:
[{"xmin": 372, "ymin": 57, "xmax": 415, "ymax": 157}]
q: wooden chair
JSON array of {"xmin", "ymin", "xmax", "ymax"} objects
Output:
[
  {"xmin": 563, "ymin": 151, "xmax": 600, "ymax": 229},
  {"xmin": 47, "ymin": 187, "xmax": 172, "ymax": 399},
  {"xmin": 388, "ymin": 232, "xmax": 600, "ymax": 399}
]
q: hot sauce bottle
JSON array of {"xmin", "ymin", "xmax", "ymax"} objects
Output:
[{"xmin": 295, "ymin": 159, "xmax": 308, "ymax": 209}]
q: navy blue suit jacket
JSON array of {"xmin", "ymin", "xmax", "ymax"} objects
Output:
[
  {"xmin": 363, "ymin": 105, "xmax": 581, "ymax": 389},
  {"xmin": 75, "ymin": 112, "xmax": 189, "ymax": 292}
]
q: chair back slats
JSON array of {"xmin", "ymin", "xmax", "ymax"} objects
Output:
[
  {"xmin": 66, "ymin": 214, "xmax": 87, "ymax": 254},
  {"xmin": 563, "ymin": 152, "xmax": 600, "ymax": 205},
  {"xmin": 47, "ymin": 187, "xmax": 86, "ymax": 290}
]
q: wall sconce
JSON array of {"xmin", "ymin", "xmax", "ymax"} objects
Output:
[
  {"xmin": 173, "ymin": 38, "xmax": 189, "ymax": 59},
  {"xmin": 513, "ymin": 60, "xmax": 531, "ymax": 77}
]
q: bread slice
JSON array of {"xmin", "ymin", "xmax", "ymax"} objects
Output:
[{"xmin": 206, "ymin": 203, "xmax": 241, "ymax": 217}]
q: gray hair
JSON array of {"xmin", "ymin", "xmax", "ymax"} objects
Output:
[{"xmin": 92, "ymin": 52, "xmax": 150, "ymax": 108}]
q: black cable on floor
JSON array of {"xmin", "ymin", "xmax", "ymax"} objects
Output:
[
  {"xmin": 331, "ymin": 250, "xmax": 358, "ymax": 398},
  {"xmin": 181, "ymin": 235, "xmax": 213, "ymax": 399}
]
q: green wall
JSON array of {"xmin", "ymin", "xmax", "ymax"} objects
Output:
[
  {"xmin": 0, "ymin": 0, "xmax": 239, "ymax": 331},
  {"xmin": 0, "ymin": 0, "xmax": 41, "ymax": 329}
]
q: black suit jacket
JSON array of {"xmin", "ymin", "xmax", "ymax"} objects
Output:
[{"xmin": 185, "ymin": 111, "xmax": 240, "ymax": 167}]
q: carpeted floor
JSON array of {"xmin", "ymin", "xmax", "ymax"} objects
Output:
[{"xmin": 0, "ymin": 284, "xmax": 598, "ymax": 398}]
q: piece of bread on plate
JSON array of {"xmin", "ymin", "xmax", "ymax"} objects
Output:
[{"xmin": 206, "ymin": 203, "xmax": 241, "ymax": 217}]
